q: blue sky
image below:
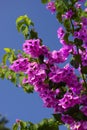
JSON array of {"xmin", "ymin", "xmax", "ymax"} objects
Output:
[{"xmin": 0, "ymin": 1, "xmax": 67, "ymax": 129}]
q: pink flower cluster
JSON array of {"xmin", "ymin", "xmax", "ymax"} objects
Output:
[
  {"xmin": 9, "ymin": 37, "xmax": 87, "ymax": 129},
  {"xmin": 74, "ymin": 17, "xmax": 87, "ymax": 47},
  {"xmin": 62, "ymin": 9, "xmax": 74, "ymax": 19},
  {"xmin": 23, "ymin": 39, "xmax": 49, "ymax": 58},
  {"xmin": 62, "ymin": 115, "xmax": 87, "ymax": 130},
  {"xmin": 46, "ymin": 1, "xmax": 56, "ymax": 13},
  {"xmin": 9, "ymin": 0, "xmax": 87, "ymax": 129},
  {"xmin": 10, "ymin": 58, "xmax": 29, "ymax": 72}
]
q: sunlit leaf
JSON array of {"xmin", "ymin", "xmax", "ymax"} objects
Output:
[
  {"xmin": 41, "ymin": 0, "xmax": 50, "ymax": 4},
  {"xmin": 4, "ymin": 48, "xmax": 11, "ymax": 53},
  {"xmin": 12, "ymin": 123, "xmax": 19, "ymax": 130},
  {"xmin": 2, "ymin": 54, "xmax": 9, "ymax": 65}
]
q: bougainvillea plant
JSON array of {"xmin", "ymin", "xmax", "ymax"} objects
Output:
[{"xmin": 0, "ymin": 0, "xmax": 87, "ymax": 130}]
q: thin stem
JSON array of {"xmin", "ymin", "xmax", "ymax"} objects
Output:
[
  {"xmin": 82, "ymin": 73, "xmax": 87, "ymax": 88},
  {"xmin": 70, "ymin": 20, "xmax": 74, "ymax": 34},
  {"xmin": 76, "ymin": 46, "xmax": 87, "ymax": 89}
]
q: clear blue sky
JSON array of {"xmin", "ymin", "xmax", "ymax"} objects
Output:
[{"xmin": 0, "ymin": 1, "xmax": 67, "ymax": 129}]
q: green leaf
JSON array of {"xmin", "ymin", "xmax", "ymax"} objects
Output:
[
  {"xmin": 16, "ymin": 15, "xmax": 33, "ymax": 26},
  {"xmin": 23, "ymin": 84, "xmax": 34, "ymax": 93},
  {"xmin": 19, "ymin": 75, "xmax": 24, "ymax": 86},
  {"xmin": 41, "ymin": 0, "xmax": 50, "ymax": 4},
  {"xmin": 29, "ymin": 124, "xmax": 38, "ymax": 130},
  {"xmin": 21, "ymin": 26, "xmax": 28, "ymax": 35},
  {"xmin": 64, "ymin": 19, "xmax": 71, "ymax": 32},
  {"xmin": 12, "ymin": 118, "xmax": 59, "ymax": 130},
  {"xmin": 12, "ymin": 123, "xmax": 19, "ymax": 130},
  {"xmin": 30, "ymin": 29, "xmax": 38, "ymax": 39},
  {"xmin": 4, "ymin": 48, "xmax": 11, "ymax": 53},
  {"xmin": 70, "ymin": 58, "xmax": 79, "ymax": 69},
  {"xmin": 74, "ymin": 38, "xmax": 83, "ymax": 47},
  {"xmin": 85, "ymin": 0, "xmax": 87, "ymax": 6},
  {"xmin": 3, "ymin": 48, "xmax": 17, "ymax": 64},
  {"xmin": 81, "ymin": 11, "xmax": 87, "ymax": 17},
  {"xmin": 16, "ymin": 15, "xmax": 34, "ymax": 29},
  {"xmin": 16, "ymin": 22, "xmax": 25, "ymax": 32},
  {"xmin": 52, "ymin": 114, "xmax": 63, "ymax": 125},
  {"xmin": 16, "ymin": 15, "xmax": 25, "ymax": 24},
  {"xmin": 56, "ymin": 12, "xmax": 62, "ymax": 23},
  {"xmin": 63, "ymin": 33, "xmax": 70, "ymax": 43},
  {"xmin": 38, "ymin": 118, "xmax": 59, "ymax": 130},
  {"xmin": 74, "ymin": 54, "xmax": 81, "ymax": 64},
  {"xmin": 55, "ymin": 0, "xmax": 68, "ymax": 12},
  {"xmin": 2, "ymin": 54, "xmax": 9, "ymax": 65},
  {"xmin": 5, "ymin": 71, "xmax": 10, "ymax": 79},
  {"xmin": 81, "ymin": 66, "xmax": 87, "ymax": 74},
  {"xmin": 20, "ymin": 121, "xmax": 27, "ymax": 129},
  {"xmin": 8, "ymin": 54, "xmax": 16, "ymax": 64},
  {"xmin": 16, "ymin": 15, "xmax": 34, "ymax": 38}
]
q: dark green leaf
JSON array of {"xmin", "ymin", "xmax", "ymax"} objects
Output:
[
  {"xmin": 81, "ymin": 66, "xmax": 87, "ymax": 74},
  {"xmin": 52, "ymin": 114, "xmax": 63, "ymax": 125},
  {"xmin": 63, "ymin": 33, "xmax": 70, "ymax": 43},
  {"xmin": 56, "ymin": 12, "xmax": 62, "ymax": 23},
  {"xmin": 74, "ymin": 54, "xmax": 81, "ymax": 64},
  {"xmin": 64, "ymin": 19, "xmax": 71, "ymax": 32},
  {"xmin": 74, "ymin": 38, "xmax": 83, "ymax": 47},
  {"xmin": 30, "ymin": 29, "xmax": 38, "ymax": 39},
  {"xmin": 70, "ymin": 58, "xmax": 79, "ymax": 69},
  {"xmin": 23, "ymin": 84, "xmax": 34, "ymax": 93}
]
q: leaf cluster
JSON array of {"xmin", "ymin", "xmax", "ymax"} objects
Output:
[
  {"xmin": 16, "ymin": 15, "xmax": 38, "ymax": 39},
  {"xmin": 13, "ymin": 118, "xmax": 59, "ymax": 130}
]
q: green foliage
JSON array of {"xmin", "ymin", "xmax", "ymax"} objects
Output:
[
  {"xmin": 85, "ymin": 0, "xmax": 87, "ymax": 6},
  {"xmin": 74, "ymin": 38, "xmax": 83, "ymax": 47},
  {"xmin": 23, "ymin": 84, "xmax": 34, "ymax": 93},
  {"xmin": 4, "ymin": 48, "xmax": 12, "ymax": 53},
  {"xmin": 41, "ymin": 0, "xmax": 50, "ymax": 4},
  {"xmin": 0, "ymin": 47, "xmax": 34, "ymax": 94},
  {"xmin": 16, "ymin": 15, "xmax": 34, "ymax": 29},
  {"xmin": 56, "ymin": 12, "xmax": 63, "ymax": 23},
  {"xmin": 81, "ymin": 66, "xmax": 87, "ymax": 74},
  {"xmin": 53, "ymin": 113, "xmax": 63, "ymax": 125},
  {"xmin": 16, "ymin": 15, "xmax": 34, "ymax": 39},
  {"xmin": 12, "ymin": 118, "xmax": 59, "ymax": 130},
  {"xmin": 64, "ymin": 19, "xmax": 71, "ymax": 32},
  {"xmin": 63, "ymin": 32, "xmax": 70, "ymax": 43},
  {"xmin": 81, "ymin": 10, "xmax": 87, "ymax": 17},
  {"xmin": 0, "ymin": 115, "xmax": 10, "ymax": 130},
  {"xmin": 29, "ymin": 29, "xmax": 38, "ymax": 39},
  {"xmin": 2, "ymin": 54, "xmax": 9, "ymax": 65},
  {"xmin": 12, "ymin": 123, "xmax": 19, "ymax": 130},
  {"xmin": 70, "ymin": 57, "xmax": 80, "ymax": 69},
  {"xmin": 0, "ymin": 1, "xmax": 87, "ymax": 130},
  {"xmin": 55, "ymin": 0, "xmax": 68, "ymax": 12},
  {"xmin": 3, "ymin": 48, "xmax": 17, "ymax": 65},
  {"xmin": 55, "ymin": 0, "xmax": 68, "ymax": 23}
]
